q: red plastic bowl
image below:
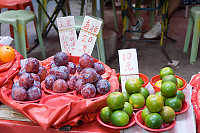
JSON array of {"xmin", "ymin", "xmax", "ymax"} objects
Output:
[
  {"xmin": 150, "ymin": 75, "xmax": 187, "ymax": 92},
  {"xmin": 135, "ymin": 110, "xmax": 176, "ymax": 132},
  {"xmin": 175, "ymin": 101, "xmax": 189, "ymax": 115},
  {"xmin": 133, "ymin": 106, "xmax": 145, "ymax": 112},
  {"xmin": 96, "ymin": 111, "xmax": 136, "ymax": 130},
  {"xmin": 117, "ymin": 73, "xmax": 149, "ymax": 87}
]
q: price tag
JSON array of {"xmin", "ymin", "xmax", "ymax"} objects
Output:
[
  {"xmin": 71, "ymin": 16, "xmax": 102, "ymax": 56},
  {"xmin": 57, "ymin": 16, "xmax": 77, "ymax": 55},
  {"xmin": 118, "ymin": 49, "xmax": 139, "ymax": 92}
]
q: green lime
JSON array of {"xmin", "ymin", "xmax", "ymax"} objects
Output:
[
  {"xmin": 122, "ymin": 91, "xmax": 130, "ymax": 102},
  {"xmin": 165, "ymin": 97, "xmax": 182, "ymax": 112},
  {"xmin": 119, "ymin": 75, "xmax": 121, "ymax": 84},
  {"xmin": 122, "ymin": 102, "xmax": 133, "ymax": 117},
  {"xmin": 111, "ymin": 110, "xmax": 129, "ymax": 126},
  {"xmin": 129, "ymin": 93, "xmax": 145, "ymax": 109},
  {"xmin": 107, "ymin": 92, "xmax": 125, "ymax": 110},
  {"xmin": 140, "ymin": 87, "xmax": 149, "ymax": 99},
  {"xmin": 141, "ymin": 107, "xmax": 151, "ymax": 121},
  {"xmin": 139, "ymin": 77, "xmax": 144, "ymax": 84},
  {"xmin": 155, "ymin": 91, "xmax": 166, "ymax": 102},
  {"xmin": 162, "ymin": 75, "xmax": 177, "ymax": 84},
  {"xmin": 160, "ymin": 106, "xmax": 175, "ymax": 123},
  {"xmin": 160, "ymin": 67, "xmax": 174, "ymax": 79},
  {"xmin": 176, "ymin": 90, "xmax": 185, "ymax": 102},
  {"xmin": 125, "ymin": 78, "xmax": 142, "ymax": 94},
  {"xmin": 100, "ymin": 106, "xmax": 112, "ymax": 123},
  {"xmin": 161, "ymin": 81, "xmax": 177, "ymax": 98},
  {"xmin": 145, "ymin": 113, "xmax": 163, "ymax": 129},
  {"xmin": 177, "ymin": 78, "xmax": 184, "ymax": 88},
  {"xmin": 146, "ymin": 95, "xmax": 164, "ymax": 113}
]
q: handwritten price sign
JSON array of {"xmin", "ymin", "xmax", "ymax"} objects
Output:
[
  {"xmin": 57, "ymin": 16, "xmax": 77, "ymax": 54},
  {"xmin": 71, "ymin": 16, "xmax": 102, "ymax": 56},
  {"xmin": 118, "ymin": 49, "xmax": 139, "ymax": 92}
]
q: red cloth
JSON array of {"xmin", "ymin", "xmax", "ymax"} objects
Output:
[
  {"xmin": 0, "ymin": 119, "xmax": 120, "ymax": 133},
  {"xmin": 190, "ymin": 74, "xmax": 200, "ymax": 132},
  {"xmin": 0, "ymin": 44, "xmax": 22, "ymax": 87},
  {"xmin": 0, "ymin": 56, "xmax": 119, "ymax": 130}
]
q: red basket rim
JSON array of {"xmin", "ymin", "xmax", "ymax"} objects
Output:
[
  {"xmin": 117, "ymin": 73, "xmax": 149, "ymax": 87},
  {"xmin": 150, "ymin": 75, "xmax": 187, "ymax": 92},
  {"xmin": 135, "ymin": 110, "xmax": 176, "ymax": 132},
  {"xmin": 96, "ymin": 111, "xmax": 136, "ymax": 130}
]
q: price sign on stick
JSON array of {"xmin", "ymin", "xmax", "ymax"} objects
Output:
[
  {"xmin": 71, "ymin": 16, "xmax": 102, "ymax": 56},
  {"xmin": 57, "ymin": 16, "xmax": 77, "ymax": 55},
  {"xmin": 118, "ymin": 49, "xmax": 139, "ymax": 92}
]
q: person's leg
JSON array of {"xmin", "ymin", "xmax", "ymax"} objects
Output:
[{"xmin": 144, "ymin": 0, "xmax": 181, "ymax": 39}]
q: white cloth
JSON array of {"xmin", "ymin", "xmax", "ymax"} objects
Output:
[{"xmin": 0, "ymin": 36, "xmax": 13, "ymax": 45}]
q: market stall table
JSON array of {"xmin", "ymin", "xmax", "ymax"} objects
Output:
[{"xmin": 0, "ymin": 84, "xmax": 196, "ymax": 133}]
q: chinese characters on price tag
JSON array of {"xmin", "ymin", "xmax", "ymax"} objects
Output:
[
  {"xmin": 71, "ymin": 16, "xmax": 102, "ymax": 56},
  {"xmin": 118, "ymin": 49, "xmax": 139, "ymax": 92},
  {"xmin": 57, "ymin": 16, "xmax": 77, "ymax": 55}
]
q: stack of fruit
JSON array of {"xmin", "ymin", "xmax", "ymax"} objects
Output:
[
  {"xmin": 12, "ymin": 58, "xmax": 47, "ymax": 101},
  {"xmin": 155, "ymin": 67, "xmax": 186, "ymax": 113},
  {"xmin": 139, "ymin": 67, "xmax": 187, "ymax": 130},
  {"xmin": 44, "ymin": 52, "xmax": 111, "ymax": 99},
  {"xmin": 125, "ymin": 78, "xmax": 149, "ymax": 110},
  {"xmin": 153, "ymin": 67, "xmax": 185, "ymax": 91},
  {"xmin": 99, "ymin": 92, "xmax": 134, "ymax": 127}
]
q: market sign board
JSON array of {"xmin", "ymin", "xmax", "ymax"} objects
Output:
[
  {"xmin": 118, "ymin": 48, "xmax": 139, "ymax": 92},
  {"xmin": 71, "ymin": 16, "xmax": 102, "ymax": 56},
  {"xmin": 57, "ymin": 16, "xmax": 77, "ymax": 55}
]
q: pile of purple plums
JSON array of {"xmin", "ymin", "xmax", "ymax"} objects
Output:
[
  {"xmin": 12, "ymin": 58, "xmax": 47, "ymax": 101},
  {"xmin": 44, "ymin": 52, "xmax": 111, "ymax": 98}
]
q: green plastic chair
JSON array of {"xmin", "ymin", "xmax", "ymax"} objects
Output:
[
  {"xmin": 0, "ymin": 10, "xmax": 46, "ymax": 59},
  {"xmin": 184, "ymin": 6, "xmax": 200, "ymax": 64},
  {"xmin": 74, "ymin": 16, "xmax": 106, "ymax": 63}
]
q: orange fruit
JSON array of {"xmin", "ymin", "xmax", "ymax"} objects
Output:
[
  {"xmin": 177, "ymin": 78, "xmax": 184, "ymax": 88},
  {"xmin": 145, "ymin": 113, "xmax": 163, "ymax": 129},
  {"xmin": 140, "ymin": 87, "xmax": 149, "ymax": 99},
  {"xmin": 165, "ymin": 97, "xmax": 182, "ymax": 112},
  {"xmin": 111, "ymin": 110, "xmax": 129, "ymax": 126},
  {"xmin": 142, "ymin": 107, "xmax": 151, "ymax": 121},
  {"xmin": 160, "ymin": 106, "xmax": 175, "ymax": 123},
  {"xmin": 122, "ymin": 102, "xmax": 133, "ymax": 117},
  {"xmin": 155, "ymin": 80, "xmax": 162, "ymax": 88},
  {"xmin": 161, "ymin": 81, "xmax": 177, "ymax": 98},
  {"xmin": 0, "ymin": 46, "xmax": 15, "ymax": 64},
  {"xmin": 106, "ymin": 92, "xmax": 124, "ymax": 110},
  {"xmin": 100, "ymin": 106, "xmax": 112, "ymax": 123},
  {"xmin": 176, "ymin": 90, "xmax": 185, "ymax": 102},
  {"xmin": 125, "ymin": 78, "xmax": 142, "ymax": 94},
  {"xmin": 129, "ymin": 93, "xmax": 145, "ymax": 109},
  {"xmin": 160, "ymin": 67, "xmax": 174, "ymax": 79},
  {"xmin": 162, "ymin": 75, "xmax": 177, "ymax": 84},
  {"xmin": 146, "ymin": 95, "xmax": 164, "ymax": 113}
]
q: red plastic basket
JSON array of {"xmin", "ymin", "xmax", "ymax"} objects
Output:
[
  {"xmin": 135, "ymin": 110, "xmax": 176, "ymax": 132},
  {"xmin": 150, "ymin": 75, "xmax": 187, "ymax": 92},
  {"xmin": 96, "ymin": 111, "xmax": 136, "ymax": 130},
  {"xmin": 175, "ymin": 101, "xmax": 189, "ymax": 115},
  {"xmin": 117, "ymin": 73, "xmax": 149, "ymax": 88}
]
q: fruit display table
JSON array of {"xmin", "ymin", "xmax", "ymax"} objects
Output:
[
  {"xmin": 0, "ymin": 83, "xmax": 196, "ymax": 133},
  {"xmin": 123, "ymin": 83, "xmax": 196, "ymax": 133}
]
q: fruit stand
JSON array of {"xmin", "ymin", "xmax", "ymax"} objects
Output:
[{"xmin": 0, "ymin": 16, "xmax": 197, "ymax": 132}]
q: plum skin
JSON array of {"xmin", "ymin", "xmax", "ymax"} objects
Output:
[
  {"xmin": 81, "ymin": 83, "xmax": 96, "ymax": 98},
  {"xmin": 44, "ymin": 75, "xmax": 57, "ymax": 89},
  {"xmin": 19, "ymin": 73, "xmax": 34, "ymax": 89},
  {"xmin": 12, "ymin": 86, "xmax": 27, "ymax": 101},
  {"xmin": 53, "ymin": 79, "xmax": 68, "ymax": 93},
  {"xmin": 27, "ymin": 86, "xmax": 42, "ymax": 100},
  {"xmin": 96, "ymin": 79, "xmax": 111, "ymax": 95}
]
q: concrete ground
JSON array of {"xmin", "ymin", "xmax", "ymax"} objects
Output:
[{"xmin": 1, "ymin": 1, "xmax": 200, "ymax": 82}]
